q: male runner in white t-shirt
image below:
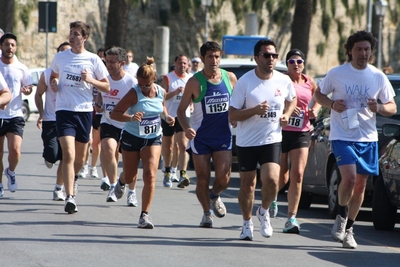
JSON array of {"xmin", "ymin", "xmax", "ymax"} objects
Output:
[
  {"xmin": 314, "ymin": 31, "xmax": 396, "ymax": 249},
  {"xmin": 50, "ymin": 21, "xmax": 110, "ymax": 214},
  {"xmin": 229, "ymin": 39, "xmax": 297, "ymax": 240},
  {"xmin": 0, "ymin": 33, "xmax": 31, "ymax": 198}
]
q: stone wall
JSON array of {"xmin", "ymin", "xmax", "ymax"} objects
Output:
[{"xmin": 12, "ymin": 0, "xmax": 398, "ymax": 77}]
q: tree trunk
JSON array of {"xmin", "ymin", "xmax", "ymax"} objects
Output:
[
  {"xmin": 105, "ymin": 0, "xmax": 129, "ymax": 48},
  {"xmin": 0, "ymin": 0, "xmax": 15, "ymax": 33},
  {"xmin": 290, "ymin": 0, "xmax": 312, "ymax": 63}
]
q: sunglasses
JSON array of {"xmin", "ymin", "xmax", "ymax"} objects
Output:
[
  {"xmin": 138, "ymin": 83, "xmax": 152, "ymax": 90},
  {"xmin": 287, "ymin": 59, "xmax": 304, "ymax": 64},
  {"xmin": 259, "ymin": 53, "xmax": 279, "ymax": 59}
]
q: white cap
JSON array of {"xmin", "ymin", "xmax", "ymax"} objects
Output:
[{"xmin": 191, "ymin": 57, "xmax": 201, "ymax": 63}]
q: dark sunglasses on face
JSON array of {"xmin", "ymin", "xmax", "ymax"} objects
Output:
[
  {"xmin": 259, "ymin": 52, "xmax": 279, "ymax": 59},
  {"xmin": 287, "ymin": 59, "xmax": 304, "ymax": 64}
]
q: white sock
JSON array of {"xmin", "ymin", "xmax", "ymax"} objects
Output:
[
  {"xmin": 55, "ymin": 184, "xmax": 63, "ymax": 190},
  {"xmin": 128, "ymin": 189, "xmax": 135, "ymax": 194},
  {"xmin": 171, "ymin": 167, "xmax": 177, "ymax": 173},
  {"xmin": 260, "ymin": 206, "xmax": 268, "ymax": 215}
]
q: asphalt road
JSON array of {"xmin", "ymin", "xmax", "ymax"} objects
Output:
[{"xmin": 1, "ymin": 114, "xmax": 400, "ymax": 267}]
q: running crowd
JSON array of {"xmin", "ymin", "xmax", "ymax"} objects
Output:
[{"xmin": 0, "ymin": 22, "xmax": 396, "ymax": 250}]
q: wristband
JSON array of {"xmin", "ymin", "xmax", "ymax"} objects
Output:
[
  {"xmin": 130, "ymin": 114, "xmax": 134, "ymax": 122},
  {"xmin": 331, "ymin": 101, "xmax": 335, "ymax": 109}
]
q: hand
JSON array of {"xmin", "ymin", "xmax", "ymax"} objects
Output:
[
  {"xmin": 254, "ymin": 100, "xmax": 269, "ymax": 115},
  {"xmin": 291, "ymin": 106, "xmax": 301, "ymax": 117},
  {"xmin": 308, "ymin": 108, "xmax": 317, "ymax": 119},
  {"xmin": 176, "ymin": 86, "xmax": 184, "ymax": 95},
  {"xmin": 367, "ymin": 98, "xmax": 378, "ymax": 113},
  {"xmin": 166, "ymin": 115, "xmax": 175, "ymax": 126},
  {"xmin": 185, "ymin": 128, "xmax": 196, "ymax": 140},
  {"xmin": 280, "ymin": 113, "xmax": 290, "ymax": 127},
  {"xmin": 37, "ymin": 117, "xmax": 43, "ymax": 130},
  {"xmin": 131, "ymin": 111, "xmax": 145, "ymax": 122},
  {"xmin": 81, "ymin": 68, "xmax": 92, "ymax": 84},
  {"xmin": 51, "ymin": 78, "xmax": 59, "ymax": 92},
  {"xmin": 332, "ymin": 99, "xmax": 346, "ymax": 113},
  {"xmin": 230, "ymin": 120, "xmax": 237, "ymax": 128},
  {"xmin": 21, "ymin": 85, "xmax": 33, "ymax": 95}
]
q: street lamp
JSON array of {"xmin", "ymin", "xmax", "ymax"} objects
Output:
[
  {"xmin": 375, "ymin": 0, "xmax": 388, "ymax": 70},
  {"xmin": 201, "ymin": 0, "xmax": 212, "ymax": 43}
]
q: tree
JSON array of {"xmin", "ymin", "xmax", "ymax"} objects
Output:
[
  {"xmin": 0, "ymin": 0, "xmax": 15, "ymax": 33},
  {"xmin": 290, "ymin": 0, "xmax": 313, "ymax": 62},
  {"xmin": 104, "ymin": 0, "xmax": 131, "ymax": 48}
]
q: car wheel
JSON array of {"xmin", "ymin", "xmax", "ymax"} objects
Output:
[
  {"xmin": 372, "ymin": 173, "xmax": 397, "ymax": 231},
  {"xmin": 299, "ymin": 192, "xmax": 312, "ymax": 209},
  {"xmin": 21, "ymin": 101, "xmax": 30, "ymax": 122},
  {"xmin": 328, "ymin": 162, "xmax": 341, "ymax": 219}
]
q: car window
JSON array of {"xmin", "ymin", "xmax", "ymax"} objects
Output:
[{"xmin": 221, "ymin": 66, "xmax": 255, "ymax": 79}]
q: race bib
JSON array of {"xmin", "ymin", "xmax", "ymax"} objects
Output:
[
  {"xmin": 104, "ymin": 103, "xmax": 116, "ymax": 119},
  {"xmin": 257, "ymin": 104, "xmax": 281, "ymax": 123},
  {"xmin": 288, "ymin": 110, "xmax": 305, "ymax": 128},
  {"xmin": 173, "ymin": 92, "xmax": 183, "ymax": 103},
  {"xmin": 61, "ymin": 65, "xmax": 90, "ymax": 90},
  {"xmin": 139, "ymin": 116, "xmax": 160, "ymax": 136},
  {"xmin": 205, "ymin": 93, "xmax": 229, "ymax": 114}
]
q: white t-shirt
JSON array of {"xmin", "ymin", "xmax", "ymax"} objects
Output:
[
  {"xmin": 320, "ymin": 62, "xmax": 395, "ymax": 142},
  {"xmin": 124, "ymin": 62, "xmax": 139, "ymax": 77},
  {"xmin": 0, "ymin": 60, "xmax": 32, "ymax": 119},
  {"xmin": 164, "ymin": 71, "xmax": 192, "ymax": 118},
  {"xmin": 230, "ymin": 69, "xmax": 296, "ymax": 147},
  {"xmin": 50, "ymin": 49, "xmax": 109, "ymax": 112},
  {"xmin": 101, "ymin": 72, "xmax": 138, "ymax": 129},
  {"xmin": 42, "ymin": 68, "xmax": 57, "ymax": 121}
]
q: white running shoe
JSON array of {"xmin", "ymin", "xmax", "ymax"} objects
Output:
[
  {"xmin": 0, "ymin": 186, "xmax": 3, "ymax": 198},
  {"xmin": 100, "ymin": 177, "xmax": 110, "ymax": 191},
  {"xmin": 53, "ymin": 189, "xmax": 65, "ymax": 201},
  {"xmin": 64, "ymin": 196, "xmax": 78, "ymax": 214},
  {"xmin": 210, "ymin": 196, "xmax": 226, "ymax": 218},
  {"xmin": 331, "ymin": 215, "xmax": 347, "ymax": 242},
  {"xmin": 4, "ymin": 167, "xmax": 17, "ymax": 192},
  {"xmin": 114, "ymin": 179, "xmax": 126, "ymax": 199},
  {"xmin": 138, "ymin": 213, "xmax": 154, "ymax": 229},
  {"xmin": 127, "ymin": 191, "xmax": 138, "ymax": 207},
  {"xmin": 171, "ymin": 171, "xmax": 179, "ymax": 182},
  {"xmin": 342, "ymin": 227, "xmax": 357, "ymax": 249},
  {"xmin": 78, "ymin": 164, "xmax": 88, "ymax": 178},
  {"xmin": 239, "ymin": 221, "xmax": 254, "ymax": 241},
  {"xmin": 256, "ymin": 206, "xmax": 273, "ymax": 238},
  {"xmin": 106, "ymin": 188, "xmax": 117, "ymax": 202},
  {"xmin": 199, "ymin": 213, "xmax": 213, "ymax": 228},
  {"xmin": 90, "ymin": 166, "xmax": 99, "ymax": 178},
  {"xmin": 44, "ymin": 159, "xmax": 53, "ymax": 169}
]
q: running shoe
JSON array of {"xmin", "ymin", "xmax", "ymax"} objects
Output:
[
  {"xmin": 199, "ymin": 213, "xmax": 213, "ymax": 228},
  {"xmin": 4, "ymin": 167, "xmax": 17, "ymax": 192},
  {"xmin": 269, "ymin": 198, "xmax": 278, "ymax": 218},
  {"xmin": 100, "ymin": 176, "xmax": 110, "ymax": 191},
  {"xmin": 0, "ymin": 186, "xmax": 3, "ymax": 198},
  {"xmin": 210, "ymin": 196, "xmax": 226, "ymax": 218},
  {"xmin": 163, "ymin": 172, "xmax": 172, "ymax": 187},
  {"xmin": 138, "ymin": 213, "xmax": 154, "ymax": 229},
  {"xmin": 171, "ymin": 171, "xmax": 179, "ymax": 182},
  {"xmin": 239, "ymin": 221, "xmax": 254, "ymax": 241},
  {"xmin": 283, "ymin": 217, "xmax": 300, "ymax": 234},
  {"xmin": 78, "ymin": 164, "xmax": 88, "ymax": 178},
  {"xmin": 106, "ymin": 187, "xmax": 117, "ymax": 202},
  {"xmin": 127, "ymin": 191, "xmax": 138, "ymax": 207},
  {"xmin": 177, "ymin": 172, "xmax": 190, "ymax": 188},
  {"xmin": 53, "ymin": 189, "xmax": 65, "ymax": 201},
  {"xmin": 331, "ymin": 214, "xmax": 347, "ymax": 242},
  {"xmin": 256, "ymin": 206, "xmax": 273, "ymax": 237},
  {"xmin": 90, "ymin": 166, "xmax": 99, "ymax": 178},
  {"xmin": 114, "ymin": 179, "xmax": 126, "ymax": 199},
  {"xmin": 64, "ymin": 196, "xmax": 78, "ymax": 214},
  {"xmin": 44, "ymin": 159, "xmax": 53, "ymax": 169},
  {"xmin": 342, "ymin": 227, "xmax": 357, "ymax": 249}
]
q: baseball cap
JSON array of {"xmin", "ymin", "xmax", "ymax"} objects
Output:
[
  {"xmin": 191, "ymin": 57, "xmax": 201, "ymax": 63},
  {"xmin": 285, "ymin": 49, "xmax": 305, "ymax": 65}
]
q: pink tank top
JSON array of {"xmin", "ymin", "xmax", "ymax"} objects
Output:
[{"xmin": 283, "ymin": 73, "xmax": 313, "ymax": 132}]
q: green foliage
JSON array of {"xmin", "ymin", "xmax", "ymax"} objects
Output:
[
  {"xmin": 321, "ymin": 11, "xmax": 330, "ymax": 39},
  {"xmin": 340, "ymin": 0, "xmax": 349, "ymax": 9},
  {"xmin": 17, "ymin": 1, "xmax": 36, "ymax": 30},
  {"xmin": 316, "ymin": 42, "xmax": 325, "ymax": 56},
  {"xmin": 337, "ymin": 35, "xmax": 347, "ymax": 63},
  {"xmin": 210, "ymin": 20, "xmax": 229, "ymax": 40}
]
